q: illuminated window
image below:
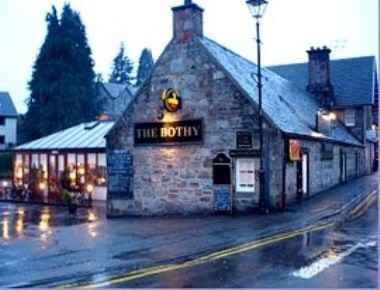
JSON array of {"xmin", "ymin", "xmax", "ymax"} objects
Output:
[
  {"xmin": 23, "ymin": 154, "xmax": 30, "ymax": 183},
  {"xmin": 58, "ymin": 155, "xmax": 65, "ymax": 173},
  {"xmin": 31, "ymin": 154, "xmax": 38, "ymax": 169},
  {"xmin": 97, "ymin": 153, "xmax": 107, "ymax": 186},
  {"xmin": 344, "ymin": 109, "xmax": 356, "ymax": 127},
  {"xmin": 39, "ymin": 154, "xmax": 47, "ymax": 179},
  {"xmin": 236, "ymin": 159, "xmax": 256, "ymax": 193}
]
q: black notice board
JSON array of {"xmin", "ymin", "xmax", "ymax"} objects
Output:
[
  {"xmin": 236, "ymin": 131, "xmax": 253, "ymax": 149},
  {"xmin": 107, "ymin": 150, "xmax": 133, "ymax": 199}
]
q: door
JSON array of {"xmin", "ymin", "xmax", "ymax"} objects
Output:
[
  {"xmin": 297, "ymin": 153, "xmax": 309, "ymax": 200},
  {"xmin": 340, "ymin": 150, "xmax": 347, "ymax": 183},
  {"xmin": 213, "ymin": 154, "xmax": 232, "ymax": 213}
]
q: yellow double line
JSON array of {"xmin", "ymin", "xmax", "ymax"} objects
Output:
[
  {"xmin": 60, "ymin": 222, "xmax": 334, "ymax": 289},
  {"xmin": 60, "ymin": 190, "xmax": 378, "ymax": 289},
  {"xmin": 349, "ymin": 190, "xmax": 378, "ymax": 220}
]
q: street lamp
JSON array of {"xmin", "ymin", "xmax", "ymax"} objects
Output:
[{"xmin": 246, "ymin": 0, "xmax": 269, "ymax": 213}]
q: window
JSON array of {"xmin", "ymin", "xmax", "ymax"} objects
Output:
[
  {"xmin": 97, "ymin": 153, "xmax": 107, "ymax": 186},
  {"xmin": 0, "ymin": 136, "xmax": 4, "ymax": 144},
  {"xmin": 236, "ymin": 159, "xmax": 256, "ymax": 192},
  {"xmin": 212, "ymin": 154, "xmax": 231, "ymax": 185},
  {"xmin": 344, "ymin": 109, "xmax": 356, "ymax": 127},
  {"xmin": 0, "ymin": 117, "xmax": 5, "ymax": 126},
  {"xmin": 321, "ymin": 143, "xmax": 334, "ymax": 161}
]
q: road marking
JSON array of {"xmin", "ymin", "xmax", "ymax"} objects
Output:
[
  {"xmin": 59, "ymin": 190, "xmax": 377, "ymax": 289},
  {"xmin": 60, "ymin": 222, "xmax": 334, "ymax": 289},
  {"xmin": 292, "ymin": 240, "xmax": 377, "ymax": 279},
  {"xmin": 350, "ymin": 190, "xmax": 378, "ymax": 219}
]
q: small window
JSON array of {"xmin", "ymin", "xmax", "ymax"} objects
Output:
[
  {"xmin": 213, "ymin": 154, "xmax": 231, "ymax": 185},
  {"xmin": 0, "ymin": 136, "xmax": 5, "ymax": 144},
  {"xmin": 344, "ymin": 109, "xmax": 356, "ymax": 127},
  {"xmin": 236, "ymin": 159, "xmax": 256, "ymax": 192},
  {"xmin": 0, "ymin": 117, "xmax": 5, "ymax": 126}
]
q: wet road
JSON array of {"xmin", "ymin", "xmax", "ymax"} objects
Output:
[
  {"xmin": 0, "ymin": 197, "xmax": 377, "ymax": 288},
  {"xmin": 97, "ymin": 203, "xmax": 379, "ymax": 288}
]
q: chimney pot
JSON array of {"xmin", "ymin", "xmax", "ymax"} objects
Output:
[
  {"xmin": 172, "ymin": 1, "xmax": 204, "ymax": 43},
  {"xmin": 306, "ymin": 46, "xmax": 335, "ymax": 108}
]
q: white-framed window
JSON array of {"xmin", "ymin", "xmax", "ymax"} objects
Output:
[
  {"xmin": 344, "ymin": 109, "xmax": 356, "ymax": 127},
  {"xmin": 236, "ymin": 159, "xmax": 256, "ymax": 192}
]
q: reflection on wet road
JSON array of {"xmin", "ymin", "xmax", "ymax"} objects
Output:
[
  {"xmin": 0, "ymin": 201, "xmax": 377, "ymax": 288},
  {"xmin": 109, "ymin": 203, "xmax": 378, "ymax": 288}
]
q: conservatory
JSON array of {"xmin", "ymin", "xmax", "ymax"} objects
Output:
[{"xmin": 13, "ymin": 121, "xmax": 114, "ymax": 201}]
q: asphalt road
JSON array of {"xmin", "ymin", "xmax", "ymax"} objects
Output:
[
  {"xmin": 0, "ymin": 189, "xmax": 377, "ymax": 288},
  {"xmin": 98, "ymin": 202, "xmax": 379, "ymax": 288}
]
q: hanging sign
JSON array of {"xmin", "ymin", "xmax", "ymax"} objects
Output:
[
  {"xmin": 161, "ymin": 89, "xmax": 182, "ymax": 113},
  {"xmin": 289, "ymin": 139, "xmax": 301, "ymax": 162},
  {"xmin": 134, "ymin": 120, "xmax": 203, "ymax": 146}
]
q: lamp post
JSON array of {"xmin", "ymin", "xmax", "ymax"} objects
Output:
[{"xmin": 246, "ymin": 0, "xmax": 269, "ymax": 213}]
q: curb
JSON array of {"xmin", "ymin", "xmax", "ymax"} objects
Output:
[{"xmin": 0, "ymin": 199, "xmax": 92, "ymax": 209}]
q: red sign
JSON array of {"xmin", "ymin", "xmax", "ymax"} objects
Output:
[{"xmin": 289, "ymin": 139, "xmax": 301, "ymax": 161}]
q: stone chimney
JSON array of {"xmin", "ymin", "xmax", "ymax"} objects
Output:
[
  {"xmin": 172, "ymin": 0, "xmax": 204, "ymax": 43},
  {"xmin": 307, "ymin": 47, "xmax": 335, "ymax": 108}
]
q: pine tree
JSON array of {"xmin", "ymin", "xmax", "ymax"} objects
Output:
[
  {"xmin": 24, "ymin": 6, "xmax": 61, "ymax": 141},
  {"xmin": 136, "ymin": 48, "xmax": 154, "ymax": 87},
  {"xmin": 109, "ymin": 43, "xmax": 134, "ymax": 85},
  {"xmin": 23, "ymin": 4, "xmax": 99, "ymax": 142}
]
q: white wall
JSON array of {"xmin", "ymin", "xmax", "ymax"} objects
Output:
[{"xmin": 0, "ymin": 117, "xmax": 17, "ymax": 149}]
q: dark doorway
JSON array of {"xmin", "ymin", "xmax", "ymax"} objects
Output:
[
  {"xmin": 340, "ymin": 150, "xmax": 347, "ymax": 183},
  {"xmin": 213, "ymin": 154, "xmax": 231, "ymax": 212}
]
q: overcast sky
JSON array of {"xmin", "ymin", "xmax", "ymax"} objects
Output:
[{"xmin": 0, "ymin": 0, "xmax": 378, "ymax": 114}]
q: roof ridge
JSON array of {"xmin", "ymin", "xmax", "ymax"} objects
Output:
[{"xmin": 268, "ymin": 55, "xmax": 376, "ymax": 68}]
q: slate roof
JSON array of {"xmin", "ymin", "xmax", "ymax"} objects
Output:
[
  {"xmin": 268, "ymin": 56, "xmax": 376, "ymax": 107},
  {"xmin": 15, "ymin": 121, "xmax": 114, "ymax": 151},
  {"xmin": 199, "ymin": 38, "xmax": 362, "ymax": 146},
  {"xmin": 99, "ymin": 83, "xmax": 137, "ymax": 120},
  {"xmin": 0, "ymin": 91, "xmax": 18, "ymax": 117}
]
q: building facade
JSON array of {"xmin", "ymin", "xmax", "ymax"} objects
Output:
[
  {"xmin": 106, "ymin": 2, "xmax": 370, "ymax": 217},
  {"xmin": 13, "ymin": 121, "xmax": 113, "ymax": 201},
  {"xmin": 0, "ymin": 92, "xmax": 18, "ymax": 150},
  {"xmin": 270, "ymin": 52, "xmax": 378, "ymax": 174}
]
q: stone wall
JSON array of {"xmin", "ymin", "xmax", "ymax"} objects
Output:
[
  {"xmin": 107, "ymin": 38, "xmax": 269, "ymax": 216},
  {"xmin": 284, "ymin": 139, "xmax": 366, "ymax": 205}
]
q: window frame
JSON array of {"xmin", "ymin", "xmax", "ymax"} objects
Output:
[
  {"xmin": 235, "ymin": 158, "xmax": 256, "ymax": 193},
  {"xmin": 344, "ymin": 109, "xmax": 356, "ymax": 127}
]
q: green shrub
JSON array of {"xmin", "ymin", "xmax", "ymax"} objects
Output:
[{"xmin": 0, "ymin": 152, "xmax": 12, "ymax": 179}]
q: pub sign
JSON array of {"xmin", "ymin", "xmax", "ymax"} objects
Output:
[{"xmin": 135, "ymin": 120, "xmax": 203, "ymax": 146}]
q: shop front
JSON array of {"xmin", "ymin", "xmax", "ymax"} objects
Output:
[{"xmin": 12, "ymin": 121, "xmax": 113, "ymax": 203}]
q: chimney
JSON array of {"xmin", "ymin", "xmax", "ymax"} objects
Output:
[
  {"xmin": 172, "ymin": 0, "xmax": 204, "ymax": 43},
  {"xmin": 307, "ymin": 46, "xmax": 335, "ymax": 108}
]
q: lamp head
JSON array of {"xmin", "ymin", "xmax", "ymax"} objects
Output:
[{"xmin": 246, "ymin": 0, "xmax": 268, "ymax": 19}]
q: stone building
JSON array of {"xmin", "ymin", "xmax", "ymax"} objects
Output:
[
  {"xmin": 270, "ymin": 52, "xmax": 378, "ymax": 173},
  {"xmin": 106, "ymin": 1, "xmax": 371, "ymax": 216}
]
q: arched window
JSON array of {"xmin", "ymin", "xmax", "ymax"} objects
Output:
[{"xmin": 213, "ymin": 154, "xmax": 231, "ymax": 185}]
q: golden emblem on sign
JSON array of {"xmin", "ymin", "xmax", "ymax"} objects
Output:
[{"xmin": 161, "ymin": 89, "xmax": 181, "ymax": 113}]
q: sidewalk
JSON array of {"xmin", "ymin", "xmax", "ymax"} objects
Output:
[{"xmin": 0, "ymin": 173, "xmax": 378, "ymax": 287}]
